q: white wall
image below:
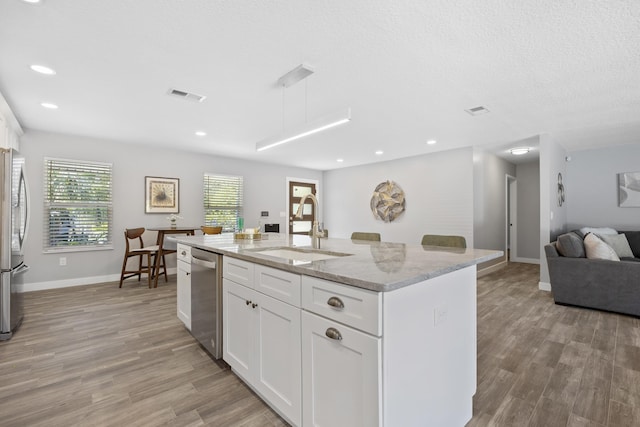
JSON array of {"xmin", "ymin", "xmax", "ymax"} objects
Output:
[
  {"xmin": 539, "ymin": 134, "xmax": 567, "ymax": 287},
  {"xmin": 323, "ymin": 148, "xmax": 474, "ymax": 246},
  {"xmin": 515, "ymin": 160, "xmax": 540, "ymax": 260},
  {"xmin": 20, "ymin": 130, "xmax": 322, "ymax": 289},
  {"xmin": 473, "ymin": 149, "xmax": 516, "ymax": 268},
  {"xmin": 565, "ymin": 143, "xmax": 640, "ymax": 230}
]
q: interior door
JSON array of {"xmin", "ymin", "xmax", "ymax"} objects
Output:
[{"xmin": 289, "ymin": 181, "xmax": 316, "ymax": 235}]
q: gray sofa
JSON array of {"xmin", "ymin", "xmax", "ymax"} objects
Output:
[{"xmin": 545, "ymin": 230, "xmax": 640, "ymax": 317}]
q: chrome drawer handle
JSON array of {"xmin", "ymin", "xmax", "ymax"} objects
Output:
[
  {"xmin": 327, "ymin": 296, "xmax": 344, "ymax": 309},
  {"xmin": 246, "ymin": 300, "xmax": 251, "ymax": 306},
  {"xmin": 325, "ymin": 327, "xmax": 343, "ymax": 341},
  {"xmin": 181, "ymin": 250, "xmax": 187, "ymax": 256}
]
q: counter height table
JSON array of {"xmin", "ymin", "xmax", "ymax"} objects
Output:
[{"xmin": 147, "ymin": 226, "xmax": 197, "ymax": 287}]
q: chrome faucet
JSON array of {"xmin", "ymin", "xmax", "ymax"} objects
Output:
[{"xmin": 295, "ymin": 193, "xmax": 325, "ymax": 248}]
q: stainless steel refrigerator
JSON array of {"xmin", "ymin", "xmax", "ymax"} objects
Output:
[{"xmin": 0, "ymin": 148, "xmax": 29, "ymax": 341}]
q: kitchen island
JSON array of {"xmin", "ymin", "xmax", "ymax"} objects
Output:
[{"xmin": 172, "ymin": 233, "xmax": 501, "ymax": 427}]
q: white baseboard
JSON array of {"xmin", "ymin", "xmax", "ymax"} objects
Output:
[
  {"xmin": 477, "ymin": 260, "xmax": 508, "ymax": 278},
  {"xmin": 511, "ymin": 257, "xmax": 540, "ymax": 265},
  {"xmin": 538, "ymin": 281, "xmax": 551, "ymax": 292},
  {"xmin": 19, "ymin": 267, "xmax": 177, "ymax": 293}
]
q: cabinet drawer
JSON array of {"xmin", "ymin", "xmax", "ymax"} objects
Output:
[
  {"xmin": 302, "ymin": 276, "xmax": 382, "ymax": 336},
  {"xmin": 255, "ymin": 265, "xmax": 301, "ymax": 307},
  {"xmin": 177, "ymin": 244, "xmax": 191, "ymax": 262},
  {"xmin": 223, "ymin": 257, "xmax": 254, "ymax": 287}
]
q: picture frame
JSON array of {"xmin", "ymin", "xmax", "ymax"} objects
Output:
[
  {"xmin": 618, "ymin": 171, "xmax": 640, "ymax": 207},
  {"xmin": 145, "ymin": 176, "xmax": 179, "ymax": 213}
]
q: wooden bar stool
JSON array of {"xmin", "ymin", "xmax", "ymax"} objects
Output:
[
  {"xmin": 119, "ymin": 228, "xmax": 166, "ymax": 288},
  {"xmin": 201, "ymin": 226, "xmax": 223, "ymax": 235}
]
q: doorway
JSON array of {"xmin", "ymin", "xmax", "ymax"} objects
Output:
[
  {"xmin": 506, "ymin": 175, "xmax": 517, "ymax": 262},
  {"xmin": 288, "ymin": 180, "xmax": 317, "ymax": 235}
]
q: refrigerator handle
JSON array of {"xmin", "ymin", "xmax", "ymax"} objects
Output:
[
  {"xmin": 12, "ymin": 264, "xmax": 29, "ymax": 276},
  {"xmin": 19, "ymin": 165, "xmax": 30, "ymax": 251}
]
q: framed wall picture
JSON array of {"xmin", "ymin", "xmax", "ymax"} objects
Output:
[
  {"xmin": 145, "ymin": 176, "xmax": 179, "ymax": 213},
  {"xmin": 618, "ymin": 172, "xmax": 640, "ymax": 207}
]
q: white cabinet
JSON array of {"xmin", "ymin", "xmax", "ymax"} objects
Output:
[
  {"xmin": 223, "ymin": 261, "xmax": 302, "ymax": 426},
  {"xmin": 176, "ymin": 244, "xmax": 191, "ymax": 329},
  {"xmin": 0, "ymin": 110, "xmax": 19, "ymax": 150},
  {"xmin": 221, "ymin": 255, "xmax": 478, "ymax": 427},
  {"xmin": 0, "ymin": 114, "xmax": 7, "ymax": 148},
  {"xmin": 301, "ymin": 277, "xmax": 382, "ymax": 427},
  {"xmin": 301, "ymin": 311, "xmax": 381, "ymax": 427},
  {"xmin": 223, "ymin": 279, "xmax": 254, "ymax": 379}
]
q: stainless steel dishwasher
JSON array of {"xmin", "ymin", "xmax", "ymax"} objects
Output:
[{"xmin": 190, "ymin": 247, "xmax": 223, "ymax": 359}]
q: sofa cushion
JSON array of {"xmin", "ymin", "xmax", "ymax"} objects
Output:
[
  {"xmin": 584, "ymin": 233, "xmax": 620, "ymax": 261},
  {"xmin": 622, "ymin": 231, "xmax": 640, "ymax": 257},
  {"xmin": 599, "ymin": 233, "xmax": 635, "ymax": 258},
  {"xmin": 580, "ymin": 226, "xmax": 618, "ymax": 236},
  {"xmin": 556, "ymin": 232, "xmax": 586, "ymax": 258}
]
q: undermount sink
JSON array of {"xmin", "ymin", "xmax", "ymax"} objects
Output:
[{"xmin": 253, "ymin": 247, "xmax": 351, "ymax": 263}]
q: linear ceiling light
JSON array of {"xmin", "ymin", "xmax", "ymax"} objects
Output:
[
  {"xmin": 256, "ymin": 108, "xmax": 351, "ymax": 152},
  {"xmin": 510, "ymin": 147, "xmax": 530, "ymax": 155}
]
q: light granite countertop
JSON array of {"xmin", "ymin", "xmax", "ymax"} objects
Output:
[{"xmin": 170, "ymin": 233, "xmax": 502, "ymax": 292}]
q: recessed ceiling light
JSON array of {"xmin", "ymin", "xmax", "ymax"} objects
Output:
[
  {"xmin": 41, "ymin": 102, "xmax": 58, "ymax": 109},
  {"xmin": 375, "ymin": 150, "xmax": 384, "ymax": 155},
  {"xmin": 336, "ymin": 158, "xmax": 344, "ymax": 163},
  {"xmin": 195, "ymin": 131, "xmax": 207, "ymax": 137},
  {"xmin": 30, "ymin": 65, "xmax": 56, "ymax": 75},
  {"xmin": 510, "ymin": 147, "xmax": 530, "ymax": 156},
  {"xmin": 426, "ymin": 139, "xmax": 437, "ymax": 145},
  {"xmin": 22, "ymin": 0, "xmax": 42, "ymax": 3}
]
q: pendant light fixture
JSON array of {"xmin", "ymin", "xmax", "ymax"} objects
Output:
[{"xmin": 255, "ymin": 64, "xmax": 351, "ymax": 152}]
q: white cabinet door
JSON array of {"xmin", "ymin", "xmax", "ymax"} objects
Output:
[
  {"xmin": 223, "ymin": 278, "xmax": 256, "ymax": 381},
  {"xmin": 302, "ymin": 311, "xmax": 381, "ymax": 427},
  {"xmin": 254, "ymin": 292, "xmax": 301, "ymax": 426},
  {"xmin": 176, "ymin": 260, "xmax": 191, "ymax": 330}
]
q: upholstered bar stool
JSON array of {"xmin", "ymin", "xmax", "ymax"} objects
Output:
[
  {"xmin": 350, "ymin": 232, "xmax": 381, "ymax": 241},
  {"xmin": 421, "ymin": 234, "xmax": 467, "ymax": 248}
]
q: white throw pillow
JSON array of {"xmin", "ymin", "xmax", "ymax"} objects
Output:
[
  {"xmin": 584, "ymin": 233, "xmax": 620, "ymax": 261},
  {"xmin": 599, "ymin": 233, "xmax": 635, "ymax": 258}
]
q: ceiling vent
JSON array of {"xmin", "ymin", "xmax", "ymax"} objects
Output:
[
  {"xmin": 465, "ymin": 106, "xmax": 490, "ymax": 116},
  {"xmin": 167, "ymin": 88, "xmax": 207, "ymax": 103}
]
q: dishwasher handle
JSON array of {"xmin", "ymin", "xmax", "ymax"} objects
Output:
[{"xmin": 191, "ymin": 256, "xmax": 217, "ymax": 269}]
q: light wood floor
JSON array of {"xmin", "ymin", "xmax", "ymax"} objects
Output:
[
  {"xmin": 472, "ymin": 263, "xmax": 640, "ymax": 427},
  {"xmin": 1, "ymin": 263, "xmax": 639, "ymax": 426}
]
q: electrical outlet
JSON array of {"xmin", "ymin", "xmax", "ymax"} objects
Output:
[
  {"xmin": 59, "ymin": 257, "xmax": 67, "ymax": 266},
  {"xmin": 434, "ymin": 305, "xmax": 447, "ymax": 326}
]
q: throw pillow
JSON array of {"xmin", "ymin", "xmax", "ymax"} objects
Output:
[
  {"xmin": 556, "ymin": 232, "xmax": 586, "ymax": 258},
  {"xmin": 599, "ymin": 233, "xmax": 635, "ymax": 258},
  {"xmin": 580, "ymin": 226, "xmax": 618, "ymax": 236},
  {"xmin": 584, "ymin": 233, "xmax": 620, "ymax": 261},
  {"xmin": 621, "ymin": 231, "xmax": 640, "ymax": 257}
]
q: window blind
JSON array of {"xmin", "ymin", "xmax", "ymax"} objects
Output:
[
  {"xmin": 203, "ymin": 173, "xmax": 243, "ymax": 232},
  {"xmin": 43, "ymin": 158, "xmax": 113, "ymax": 252}
]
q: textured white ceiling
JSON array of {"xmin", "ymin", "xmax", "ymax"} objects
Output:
[{"xmin": 0, "ymin": 0, "xmax": 638, "ymax": 170}]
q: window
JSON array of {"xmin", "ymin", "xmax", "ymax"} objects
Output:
[
  {"xmin": 203, "ymin": 173, "xmax": 243, "ymax": 232},
  {"xmin": 44, "ymin": 158, "xmax": 113, "ymax": 252}
]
